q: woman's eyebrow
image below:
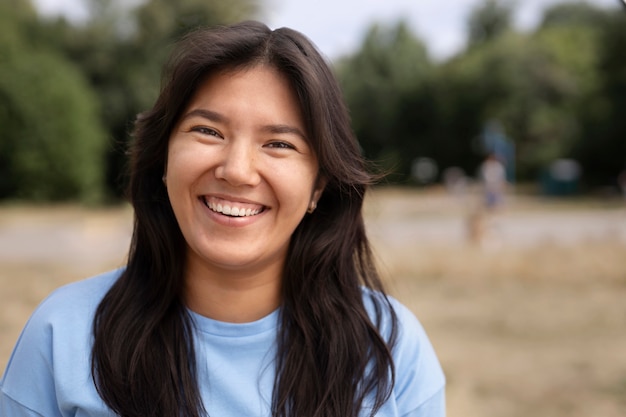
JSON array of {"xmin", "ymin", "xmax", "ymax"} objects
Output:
[
  {"xmin": 261, "ymin": 124, "xmax": 307, "ymax": 141},
  {"xmin": 181, "ymin": 108, "xmax": 227, "ymax": 123}
]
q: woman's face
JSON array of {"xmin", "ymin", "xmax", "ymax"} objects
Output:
[{"xmin": 165, "ymin": 65, "xmax": 324, "ymax": 281}]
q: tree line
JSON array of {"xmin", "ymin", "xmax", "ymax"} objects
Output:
[
  {"xmin": 1, "ymin": 0, "xmax": 624, "ymax": 202},
  {"xmin": 0, "ymin": 0, "xmax": 258, "ymax": 202},
  {"xmin": 337, "ymin": 0, "xmax": 626, "ymax": 191}
]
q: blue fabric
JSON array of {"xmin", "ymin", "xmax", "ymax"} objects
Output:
[{"xmin": 1, "ymin": 269, "xmax": 445, "ymax": 416}]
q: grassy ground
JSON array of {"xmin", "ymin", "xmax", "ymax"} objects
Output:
[
  {"xmin": 367, "ymin": 188, "xmax": 626, "ymax": 417},
  {"xmin": 1, "ymin": 188, "xmax": 625, "ymax": 416}
]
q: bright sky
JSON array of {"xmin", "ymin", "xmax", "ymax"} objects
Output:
[{"xmin": 33, "ymin": 0, "xmax": 621, "ymax": 61}]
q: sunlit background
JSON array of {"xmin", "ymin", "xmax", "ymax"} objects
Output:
[
  {"xmin": 32, "ymin": 0, "xmax": 622, "ymax": 61},
  {"xmin": 1, "ymin": 1, "xmax": 625, "ymax": 416}
]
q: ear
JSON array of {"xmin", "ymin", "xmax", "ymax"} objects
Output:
[{"xmin": 311, "ymin": 175, "xmax": 327, "ymax": 205}]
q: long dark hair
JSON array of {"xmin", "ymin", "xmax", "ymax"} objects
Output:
[{"xmin": 91, "ymin": 21, "xmax": 397, "ymax": 417}]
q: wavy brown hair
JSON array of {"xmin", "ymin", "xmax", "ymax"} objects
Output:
[{"xmin": 91, "ymin": 21, "xmax": 397, "ymax": 417}]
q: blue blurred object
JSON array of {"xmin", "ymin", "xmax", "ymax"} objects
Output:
[
  {"xmin": 479, "ymin": 120, "xmax": 516, "ymax": 183},
  {"xmin": 541, "ymin": 159, "xmax": 582, "ymax": 196}
]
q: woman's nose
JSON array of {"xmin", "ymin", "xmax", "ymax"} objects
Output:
[{"xmin": 214, "ymin": 141, "xmax": 261, "ymax": 187}]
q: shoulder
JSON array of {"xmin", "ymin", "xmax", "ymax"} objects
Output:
[
  {"xmin": 42, "ymin": 268, "xmax": 122, "ymax": 306},
  {"xmin": 360, "ymin": 287, "xmax": 428, "ymax": 343},
  {"xmin": 15, "ymin": 268, "xmax": 123, "ymax": 358},
  {"xmin": 4, "ymin": 268, "xmax": 122, "ymax": 359},
  {"xmin": 14, "ymin": 268, "xmax": 121, "ymax": 338},
  {"xmin": 1, "ymin": 269, "xmax": 123, "ymax": 414},
  {"xmin": 361, "ymin": 287, "xmax": 446, "ymax": 414},
  {"xmin": 22, "ymin": 269, "xmax": 122, "ymax": 331}
]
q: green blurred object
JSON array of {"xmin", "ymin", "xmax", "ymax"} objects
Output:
[
  {"xmin": 337, "ymin": 0, "xmax": 625, "ymax": 188},
  {"xmin": 0, "ymin": 0, "xmax": 260, "ymax": 202},
  {"xmin": 0, "ymin": 1, "xmax": 106, "ymax": 203},
  {"xmin": 1, "ymin": 0, "xmax": 624, "ymax": 200}
]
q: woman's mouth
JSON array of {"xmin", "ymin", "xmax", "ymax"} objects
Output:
[{"xmin": 201, "ymin": 196, "xmax": 266, "ymax": 217}]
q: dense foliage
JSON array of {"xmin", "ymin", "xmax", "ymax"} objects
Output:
[
  {"xmin": 0, "ymin": 0, "xmax": 259, "ymax": 202},
  {"xmin": 337, "ymin": 1, "xmax": 626, "ymax": 190},
  {"xmin": 0, "ymin": 1, "xmax": 106, "ymax": 202},
  {"xmin": 0, "ymin": 0, "xmax": 624, "ymax": 201}
]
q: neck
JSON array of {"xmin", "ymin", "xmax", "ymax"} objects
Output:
[{"xmin": 183, "ymin": 257, "xmax": 283, "ymax": 323}]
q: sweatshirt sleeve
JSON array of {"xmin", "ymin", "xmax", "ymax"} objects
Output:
[
  {"xmin": 1, "ymin": 270, "xmax": 121, "ymax": 417},
  {"xmin": 387, "ymin": 297, "xmax": 446, "ymax": 415},
  {"xmin": 401, "ymin": 387, "xmax": 446, "ymax": 417},
  {"xmin": 362, "ymin": 289, "xmax": 446, "ymax": 416},
  {"xmin": 0, "ymin": 299, "xmax": 63, "ymax": 417},
  {"xmin": 0, "ymin": 390, "xmax": 48, "ymax": 417}
]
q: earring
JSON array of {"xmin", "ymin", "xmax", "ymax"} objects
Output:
[
  {"xmin": 162, "ymin": 175, "xmax": 167, "ymax": 186},
  {"xmin": 307, "ymin": 200, "xmax": 317, "ymax": 214}
]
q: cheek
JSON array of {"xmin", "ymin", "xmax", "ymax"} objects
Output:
[
  {"xmin": 269, "ymin": 161, "xmax": 319, "ymax": 204},
  {"xmin": 166, "ymin": 142, "xmax": 204, "ymax": 181},
  {"xmin": 165, "ymin": 145, "xmax": 201, "ymax": 204}
]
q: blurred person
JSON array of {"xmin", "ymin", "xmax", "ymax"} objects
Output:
[
  {"xmin": 467, "ymin": 153, "xmax": 508, "ymax": 247},
  {"xmin": 479, "ymin": 153, "xmax": 507, "ymax": 211},
  {"xmin": 0, "ymin": 21, "xmax": 445, "ymax": 417}
]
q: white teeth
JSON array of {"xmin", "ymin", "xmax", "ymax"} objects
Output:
[{"xmin": 205, "ymin": 198, "xmax": 262, "ymax": 217}]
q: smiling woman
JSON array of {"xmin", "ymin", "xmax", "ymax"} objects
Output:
[
  {"xmin": 0, "ymin": 21, "xmax": 445, "ymax": 417},
  {"xmin": 165, "ymin": 66, "xmax": 324, "ymax": 322}
]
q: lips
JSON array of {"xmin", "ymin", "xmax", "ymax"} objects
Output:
[{"xmin": 201, "ymin": 196, "xmax": 265, "ymax": 217}]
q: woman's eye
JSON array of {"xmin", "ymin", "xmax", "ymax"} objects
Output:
[
  {"xmin": 266, "ymin": 141, "xmax": 295, "ymax": 150},
  {"xmin": 191, "ymin": 126, "xmax": 221, "ymax": 137}
]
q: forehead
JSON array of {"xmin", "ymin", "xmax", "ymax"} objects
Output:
[{"xmin": 183, "ymin": 65, "xmax": 304, "ymax": 123}]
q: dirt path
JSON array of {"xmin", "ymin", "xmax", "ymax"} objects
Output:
[
  {"xmin": 1, "ymin": 190, "xmax": 624, "ymax": 266},
  {"xmin": 1, "ymin": 190, "xmax": 625, "ymax": 417},
  {"xmin": 365, "ymin": 188, "xmax": 626, "ymax": 248}
]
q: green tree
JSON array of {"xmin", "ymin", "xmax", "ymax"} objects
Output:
[
  {"xmin": 572, "ymin": 10, "xmax": 626, "ymax": 185},
  {"xmin": 437, "ymin": 35, "xmax": 563, "ymax": 178},
  {"xmin": 45, "ymin": 0, "xmax": 260, "ymax": 197},
  {"xmin": 0, "ymin": 0, "xmax": 107, "ymax": 202},
  {"xmin": 539, "ymin": 1, "xmax": 608, "ymax": 29},
  {"xmin": 467, "ymin": 0, "xmax": 515, "ymax": 47},
  {"xmin": 436, "ymin": 0, "xmax": 613, "ymax": 182},
  {"xmin": 533, "ymin": 1, "xmax": 624, "ymax": 186},
  {"xmin": 336, "ymin": 20, "xmax": 433, "ymax": 179}
]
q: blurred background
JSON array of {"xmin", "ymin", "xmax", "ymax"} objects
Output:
[{"xmin": 1, "ymin": 0, "xmax": 625, "ymax": 416}]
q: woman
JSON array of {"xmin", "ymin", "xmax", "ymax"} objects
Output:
[{"xmin": 1, "ymin": 21, "xmax": 445, "ymax": 417}]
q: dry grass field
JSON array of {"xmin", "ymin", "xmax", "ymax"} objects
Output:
[{"xmin": 1, "ymin": 187, "xmax": 625, "ymax": 416}]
